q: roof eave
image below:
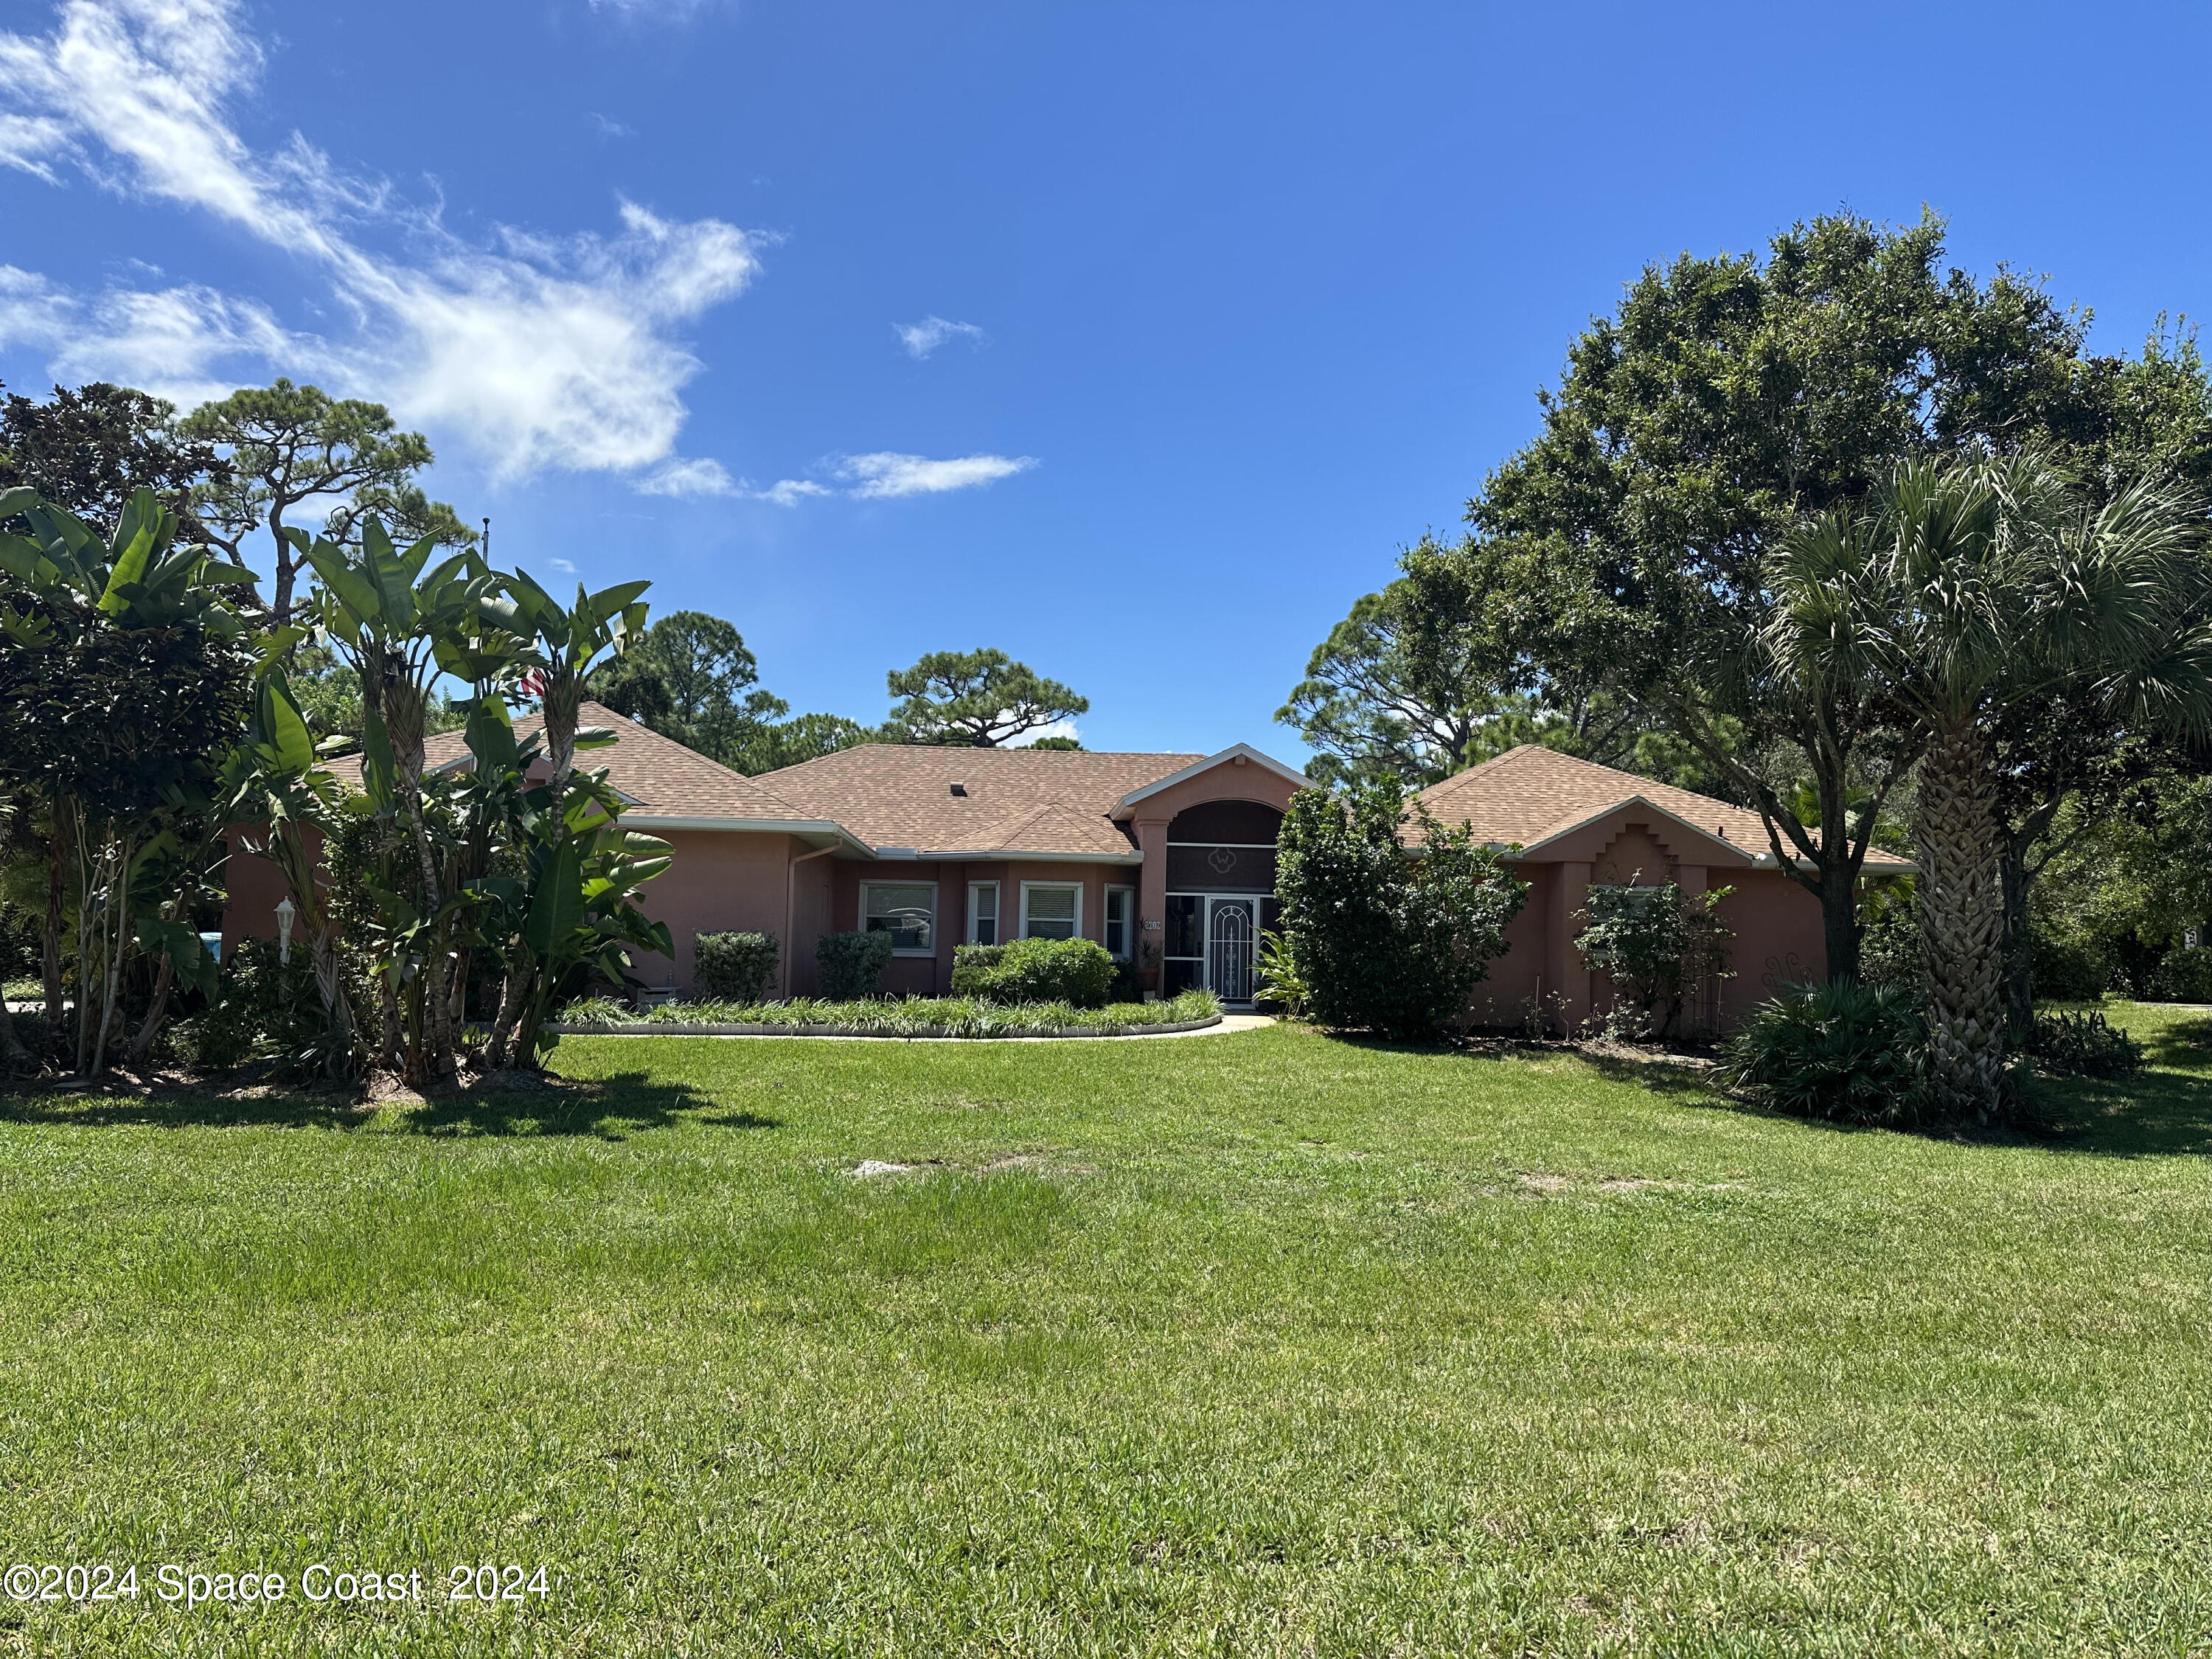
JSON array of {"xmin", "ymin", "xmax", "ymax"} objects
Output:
[
  {"xmin": 621, "ymin": 815, "xmax": 864, "ymax": 853},
  {"xmin": 889, "ymin": 848, "xmax": 1146, "ymax": 866}
]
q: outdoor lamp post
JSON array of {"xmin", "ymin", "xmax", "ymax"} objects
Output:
[{"xmin": 274, "ymin": 896, "xmax": 296, "ymax": 964}]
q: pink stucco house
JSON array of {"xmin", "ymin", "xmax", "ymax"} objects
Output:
[{"xmin": 222, "ymin": 701, "xmax": 1902, "ymax": 1026}]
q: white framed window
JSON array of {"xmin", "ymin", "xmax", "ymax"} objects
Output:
[
  {"xmin": 1020, "ymin": 881, "xmax": 1081, "ymax": 941},
  {"xmin": 967, "ymin": 881, "xmax": 1000, "ymax": 945},
  {"xmin": 860, "ymin": 882, "xmax": 937, "ymax": 956},
  {"xmin": 1104, "ymin": 886, "xmax": 1135, "ymax": 959}
]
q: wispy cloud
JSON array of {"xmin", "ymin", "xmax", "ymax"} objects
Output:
[
  {"xmin": 0, "ymin": 0, "xmax": 758, "ymax": 481},
  {"xmin": 837, "ymin": 451, "xmax": 1034, "ymax": 498},
  {"xmin": 748, "ymin": 477, "xmax": 830, "ymax": 507},
  {"xmin": 549, "ymin": 557, "xmax": 578, "ymax": 574},
  {"xmin": 894, "ymin": 316, "xmax": 986, "ymax": 359},
  {"xmin": 636, "ymin": 456, "xmax": 737, "ymax": 497},
  {"xmin": 586, "ymin": 111, "xmax": 631, "ymax": 139}
]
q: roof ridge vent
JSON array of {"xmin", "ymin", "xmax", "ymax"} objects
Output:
[{"xmin": 949, "ymin": 782, "xmax": 967, "ymax": 796}]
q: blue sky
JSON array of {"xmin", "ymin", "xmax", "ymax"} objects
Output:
[{"xmin": 3, "ymin": 1, "xmax": 2208, "ymax": 759}]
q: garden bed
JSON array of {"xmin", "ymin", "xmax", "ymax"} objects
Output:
[{"xmin": 548, "ymin": 989, "xmax": 1222, "ymax": 1040}]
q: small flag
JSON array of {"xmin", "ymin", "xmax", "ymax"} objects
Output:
[{"xmin": 517, "ymin": 668, "xmax": 548, "ymax": 700}]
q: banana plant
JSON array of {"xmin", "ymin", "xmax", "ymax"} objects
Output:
[
  {"xmin": 481, "ymin": 778, "xmax": 672, "ymax": 1064},
  {"xmin": 299, "ymin": 519, "xmax": 502, "ymax": 1084},
  {"xmin": 478, "ymin": 574, "xmax": 651, "ymax": 1068}
]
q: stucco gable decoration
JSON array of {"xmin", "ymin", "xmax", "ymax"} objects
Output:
[
  {"xmin": 1111, "ymin": 744, "xmax": 1310, "ymax": 818},
  {"xmin": 1507, "ymin": 794, "xmax": 1764, "ymax": 869}
]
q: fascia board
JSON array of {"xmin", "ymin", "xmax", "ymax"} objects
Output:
[{"xmin": 621, "ymin": 815, "xmax": 865, "ymax": 854}]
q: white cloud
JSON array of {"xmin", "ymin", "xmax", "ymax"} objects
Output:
[
  {"xmin": 636, "ymin": 456, "xmax": 737, "ymax": 497},
  {"xmin": 0, "ymin": 0, "xmax": 758, "ymax": 481},
  {"xmin": 586, "ymin": 112, "xmax": 632, "ymax": 139},
  {"xmin": 837, "ymin": 451, "xmax": 1035, "ymax": 499},
  {"xmin": 751, "ymin": 477, "xmax": 829, "ymax": 507},
  {"xmin": 549, "ymin": 557, "xmax": 577, "ymax": 574},
  {"xmin": 894, "ymin": 316, "xmax": 985, "ymax": 359},
  {"xmin": 0, "ymin": 262, "xmax": 296, "ymax": 407}
]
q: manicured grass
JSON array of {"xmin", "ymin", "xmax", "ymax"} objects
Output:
[{"xmin": 2, "ymin": 1006, "xmax": 2211, "ymax": 1655}]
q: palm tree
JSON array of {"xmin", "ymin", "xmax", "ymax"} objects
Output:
[{"xmin": 1767, "ymin": 455, "xmax": 2212, "ymax": 1116}]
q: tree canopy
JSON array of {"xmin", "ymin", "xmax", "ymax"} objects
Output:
[
  {"xmin": 181, "ymin": 379, "xmax": 470, "ymax": 626},
  {"xmin": 1294, "ymin": 210, "xmax": 2212, "ymax": 981},
  {"xmin": 883, "ymin": 648, "xmax": 1088, "ymax": 747}
]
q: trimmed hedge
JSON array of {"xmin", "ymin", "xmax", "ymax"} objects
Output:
[
  {"xmin": 555, "ymin": 987, "xmax": 1221, "ymax": 1037},
  {"xmin": 817, "ymin": 930, "xmax": 895, "ymax": 1001},
  {"xmin": 950, "ymin": 937, "xmax": 1117, "ymax": 1009},
  {"xmin": 694, "ymin": 931, "xmax": 779, "ymax": 1003}
]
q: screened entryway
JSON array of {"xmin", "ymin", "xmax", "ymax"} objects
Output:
[
  {"xmin": 1162, "ymin": 893, "xmax": 1280, "ymax": 1004},
  {"xmin": 1159, "ymin": 798, "xmax": 1283, "ymax": 1006}
]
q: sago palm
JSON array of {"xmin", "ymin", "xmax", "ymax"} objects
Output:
[{"xmin": 1766, "ymin": 455, "xmax": 2212, "ymax": 1117}]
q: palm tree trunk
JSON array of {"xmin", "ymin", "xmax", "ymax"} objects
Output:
[
  {"xmin": 1999, "ymin": 841, "xmax": 2034, "ymax": 1041},
  {"xmin": 1916, "ymin": 719, "xmax": 2008, "ymax": 1117}
]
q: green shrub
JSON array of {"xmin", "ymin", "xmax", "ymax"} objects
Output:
[
  {"xmin": 2147, "ymin": 945, "xmax": 2212, "ymax": 1004},
  {"xmin": 557, "ymin": 987, "xmax": 1221, "ymax": 1035},
  {"xmin": 1858, "ymin": 892, "xmax": 1923, "ymax": 990},
  {"xmin": 950, "ymin": 937, "xmax": 1116, "ymax": 1008},
  {"xmin": 693, "ymin": 930, "xmax": 779, "ymax": 1002},
  {"xmin": 1254, "ymin": 928, "xmax": 1310, "ymax": 1019},
  {"xmin": 173, "ymin": 936, "xmax": 351, "ymax": 1077},
  {"xmin": 2032, "ymin": 928, "xmax": 2112, "ymax": 1001},
  {"xmin": 816, "ymin": 930, "xmax": 895, "ymax": 1000},
  {"xmin": 1717, "ymin": 980, "xmax": 1929, "ymax": 1126},
  {"xmin": 2026, "ymin": 1008, "xmax": 2144, "ymax": 1077},
  {"xmin": 1573, "ymin": 880, "xmax": 1733, "ymax": 1039},
  {"xmin": 1275, "ymin": 779, "xmax": 1528, "ymax": 1040}
]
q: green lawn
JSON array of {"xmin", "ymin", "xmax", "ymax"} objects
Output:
[{"xmin": 4, "ymin": 1009, "xmax": 2211, "ymax": 1656}]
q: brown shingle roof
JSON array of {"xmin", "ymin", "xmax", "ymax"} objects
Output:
[
  {"xmin": 1413, "ymin": 745, "xmax": 1914, "ymax": 870},
  {"xmin": 334, "ymin": 701, "xmax": 824, "ymax": 826},
  {"xmin": 754, "ymin": 744, "xmax": 1203, "ymax": 858}
]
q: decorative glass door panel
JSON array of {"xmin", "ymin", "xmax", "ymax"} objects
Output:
[{"xmin": 1206, "ymin": 897, "xmax": 1257, "ymax": 1004}]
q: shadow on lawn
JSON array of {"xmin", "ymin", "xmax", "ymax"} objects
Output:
[
  {"xmin": 0, "ymin": 1083, "xmax": 372, "ymax": 1131},
  {"xmin": 399, "ymin": 1071, "xmax": 771, "ymax": 1139},
  {"xmin": 1569, "ymin": 1015, "xmax": 2212, "ymax": 1159},
  {"xmin": 0, "ymin": 1069, "xmax": 775, "ymax": 1141}
]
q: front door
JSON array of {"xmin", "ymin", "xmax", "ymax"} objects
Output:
[{"xmin": 1206, "ymin": 897, "xmax": 1257, "ymax": 1005}]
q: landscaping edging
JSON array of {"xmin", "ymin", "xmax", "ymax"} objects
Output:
[{"xmin": 544, "ymin": 1013, "xmax": 1225, "ymax": 1040}]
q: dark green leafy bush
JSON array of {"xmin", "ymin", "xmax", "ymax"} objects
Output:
[
  {"xmin": 815, "ymin": 930, "xmax": 895, "ymax": 1000},
  {"xmin": 693, "ymin": 930, "xmax": 779, "ymax": 1002},
  {"xmin": 1858, "ymin": 891, "xmax": 1923, "ymax": 990},
  {"xmin": 1573, "ymin": 880, "xmax": 1733, "ymax": 1039},
  {"xmin": 2147, "ymin": 945, "xmax": 2212, "ymax": 1004},
  {"xmin": 2027, "ymin": 1009, "xmax": 2144, "ymax": 1077},
  {"xmin": 1275, "ymin": 779, "xmax": 1528, "ymax": 1040},
  {"xmin": 950, "ymin": 938, "xmax": 1116, "ymax": 1008},
  {"xmin": 173, "ymin": 937, "xmax": 352, "ymax": 1077},
  {"xmin": 2031, "ymin": 928, "xmax": 2112, "ymax": 1001},
  {"xmin": 1717, "ymin": 980, "xmax": 1929, "ymax": 1126}
]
